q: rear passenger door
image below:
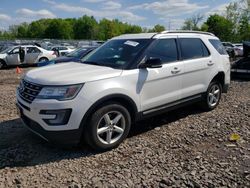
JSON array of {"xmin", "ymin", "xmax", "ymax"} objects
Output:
[
  {"xmin": 139, "ymin": 36, "xmax": 183, "ymax": 112},
  {"xmin": 26, "ymin": 47, "xmax": 41, "ymax": 64},
  {"xmin": 178, "ymin": 36, "xmax": 212, "ymax": 99}
]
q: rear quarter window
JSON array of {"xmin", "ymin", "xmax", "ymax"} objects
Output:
[{"xmin": 209, "ymin": 39, "xmax": 228, "ymax": 55}]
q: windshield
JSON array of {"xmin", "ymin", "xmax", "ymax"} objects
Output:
[
  {"xmin": 81, "ymin": 39, "xmax": 151, "ymax": 69},
  {"xmin": 67, "ymin": 48, "xmax": 87, "ymax": 58}
]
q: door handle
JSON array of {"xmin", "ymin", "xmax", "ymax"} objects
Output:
[
  {"xmin": 171, "ymin": 67, "xmax": 181, "ymax": 74},
  {"xmin": 207, "ymin": 61, "xmax": 214, "ymax": 66}
]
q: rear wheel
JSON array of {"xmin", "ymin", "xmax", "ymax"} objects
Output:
[
  {"xmin": 201, "ymin": 81, "xmax": 222, "ymax": 111},
  {"xmin": 83, "ymin": 102, "xmax": 131, "ymax": 151},
  {"xmin": 39, "ymin": 57, "xmax": 49, "ymax": 63}
]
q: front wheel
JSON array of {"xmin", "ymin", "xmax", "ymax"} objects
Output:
[
  {"xmin": 201, "ymin": 82, "xmax": 222, "ymax": 111},
  {"xmin": 0, "ymin": 60, "xmax": 6, "ymax": 69},
  {"xmin": 83, "ymin": 103, "xmax": 131, "ymax": 151}
]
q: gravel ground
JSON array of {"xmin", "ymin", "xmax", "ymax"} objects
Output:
[{"xmin": 0, "ymin": 67, "xmax": 249, "ymax": 188}]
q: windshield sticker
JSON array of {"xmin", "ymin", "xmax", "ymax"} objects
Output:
[{"xmin": 124, "ymin": 41, "xmax": 139, "ymax": 47}]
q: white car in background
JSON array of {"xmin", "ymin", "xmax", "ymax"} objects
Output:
[
  {"xmin": 222, "ymin": 42, "xmax": 243, "ymax": 57},
  {"xmin": 0, "ymin": 45, "xmax": 57, "ymax": 69},
  {"xmin": 50, "ymin": 46, "xmax": 75, "ymax": 56},
  {"xmin": 233, "ymin": 43, "xmax": 243, "ymax": 56}
]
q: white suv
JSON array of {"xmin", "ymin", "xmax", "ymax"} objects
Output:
[{"xmin": 16, "ymin": 31, "xmax": 230, "ymax": 151}]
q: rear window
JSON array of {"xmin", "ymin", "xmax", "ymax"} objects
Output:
[
  {"xmin": 179, "ymin": 38, "xmax": 210, "ymax": 60},
  {"xmin": 27, "ymin": 47, "xmax": 41, "ymax": 53},
  {"xmin": 59, "ymin": 47, "xmax": 67, "ymax": 50},
  {"xmin": 209, "ymin": 39, "xmax": 227, "ymax": 55}
]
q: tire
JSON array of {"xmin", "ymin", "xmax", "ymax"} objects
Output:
[
  {"xmin": 83, "ymin": 102, "xmax": 131, "ymax": 151},
  {"xmin": 39, "ymin": 57, "xmax": 49, "ymax": 63},
  {"xmin": 201, "ymin": 81, "xmax": 222, "ymax": 111},
  {"xmin": 0, "ymin": 60, "xmax": 6, "ymax": 69}
]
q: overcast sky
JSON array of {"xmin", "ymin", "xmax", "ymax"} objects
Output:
[{"xmin": 0, "ymin": 0, "xmax": 234, "ymax": 30}]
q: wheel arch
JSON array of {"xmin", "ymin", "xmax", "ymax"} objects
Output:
[
  {"xmin": 80, "ymin": 94, "xmax": 138, "ymax": 130},
  {"xmin": 210, "ymin": 71, "xmax": 225, "ymax": 88}
]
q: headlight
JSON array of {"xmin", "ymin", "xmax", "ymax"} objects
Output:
[{"xmin": 37, "ymin": 84, "xmax": 83, "ymax": 100}]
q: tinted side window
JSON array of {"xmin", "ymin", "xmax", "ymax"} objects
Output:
[
  {"xmin": 146, "ymin": 39, "xmax": 178, "ymax": 63},
  {"xmin": 180, "ymin": 38, "xmax": 209, "ymax": 60},
  {"xmin": 209, "ymin": 39, "xmax": 227, "ymax": 55}
]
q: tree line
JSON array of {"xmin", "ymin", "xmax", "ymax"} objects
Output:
[
  {"xmin": 182, "ymin": 0, "xmax": 250, "ymax": 42},
  {"xmin": 0, "ymin": 0, "xmax": 249, "ymax": 42},
  {"xmin": 0, "ymin": 16, "xmax": 165, "ymax": 41}
]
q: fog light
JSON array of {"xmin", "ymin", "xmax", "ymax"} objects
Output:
[{"xmin": 40, "ymin": 109, "xmax": 72, "ymax": 126}]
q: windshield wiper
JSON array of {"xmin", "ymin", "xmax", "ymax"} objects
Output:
[{"xmin": 82, "ymin": 61, "xmax": 102, "ymax": 66}]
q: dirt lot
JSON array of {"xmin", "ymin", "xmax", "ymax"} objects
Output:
[{"xmin": 0, "ymin": 67, "xmax": 249, "ymax": 188}]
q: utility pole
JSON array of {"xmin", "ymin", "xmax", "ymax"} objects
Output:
[{"xmin": 168, "ymin": 18, "xmax": 171, "ymax": 30}]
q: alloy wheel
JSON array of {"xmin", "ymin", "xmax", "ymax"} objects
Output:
[
  {"xmin": 208, "ymin": 84, "xmax": 221, "ymax": 107},
  {"xmin": 96, "ymin": 111, "xmax": 125, "ymax": 145}
]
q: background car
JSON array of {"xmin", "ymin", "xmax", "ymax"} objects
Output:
[
  {"xmin": 233, "ymin": 43, "xmax": 243, "ymax": 56},
  {"xmin": 0, "ymin": 45, "xmax": 57, "ymax": 69},
  {"xmin": 38, "ymin": 47, "xmax": 97, "ymax": 67},
  {"xmin": 77, "ymin": 40, "xmax": 104, "ymax": 48},
  {"xmin": 231, "ymin": 42, "xmax": 250, "ymax": 79},
  {"xmin": 222, "ymin": 42, "xmax": 236, "ymax": 58},
  {"xmin": 50, "ymin": 46, "xmax": 75, "ymax": 56},
  {"xmin": 222, "ymin": 42, "xmax": 243, "ymax": 57}
]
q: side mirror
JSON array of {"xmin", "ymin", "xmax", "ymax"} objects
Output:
[{"xmin": 139, "ymin": 57, "xmax": 162, "ymax": 69}]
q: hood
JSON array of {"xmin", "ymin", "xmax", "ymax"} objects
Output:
[
  {"xmin": 25, "ymin": 62, "xmax": 122, "ymax": 85},
  {"xmin": 232, "ymin": 57, "xmax": 250, "ymax": 68}
]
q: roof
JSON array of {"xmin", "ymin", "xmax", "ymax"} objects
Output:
[
  {"xmin": 161, "ymin": 30, "xmax": 215, "ymax": 36},
  {"xmin": 113, "ymin": 33, "xmax": 157, "ymax": 39},
  {"xmin": 112, "ymin": 30, "xmax": 215, "ymax": 40},
  {"xmin": 12, "ymin": 44, "xmax": 38, "ymax": 48}
]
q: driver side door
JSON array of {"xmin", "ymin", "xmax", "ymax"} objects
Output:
[{"xmin": 139, "ymin": 36, "xmax": 183, "ymax": 113}]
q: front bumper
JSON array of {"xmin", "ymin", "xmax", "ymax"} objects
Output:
[
  {"xmin": 20, "ymin": 108, "xmax": 81, "ymax": 146},
  {"xmin": 16, "ymin": 88, "xmax": 93, "ymax": 145}
]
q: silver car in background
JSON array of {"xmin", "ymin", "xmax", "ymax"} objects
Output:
[
  {"xmin": 0, "ymin": 45, "xmax": 57, "ymax": 69},
  {"xmin": 49, "ymin": 46, "xmax": 75, "ymax": 56}
]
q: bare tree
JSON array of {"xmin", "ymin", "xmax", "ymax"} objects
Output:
[
  {"xmin": 191, "ymin": 13, "xmax": 204, "ymax": 29},
  {"xmin": 181, "ymin": 13, "xmax": 204, "ymax": 30}
]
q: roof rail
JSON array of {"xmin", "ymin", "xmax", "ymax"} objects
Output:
[{"xmin": 160, "ymin": 30, "xmax": 215, "ymax": 36}]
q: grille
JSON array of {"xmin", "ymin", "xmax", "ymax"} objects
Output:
[{"xmin": 18, "ymin": 80, "xmax": 43, "ymax": 103}]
